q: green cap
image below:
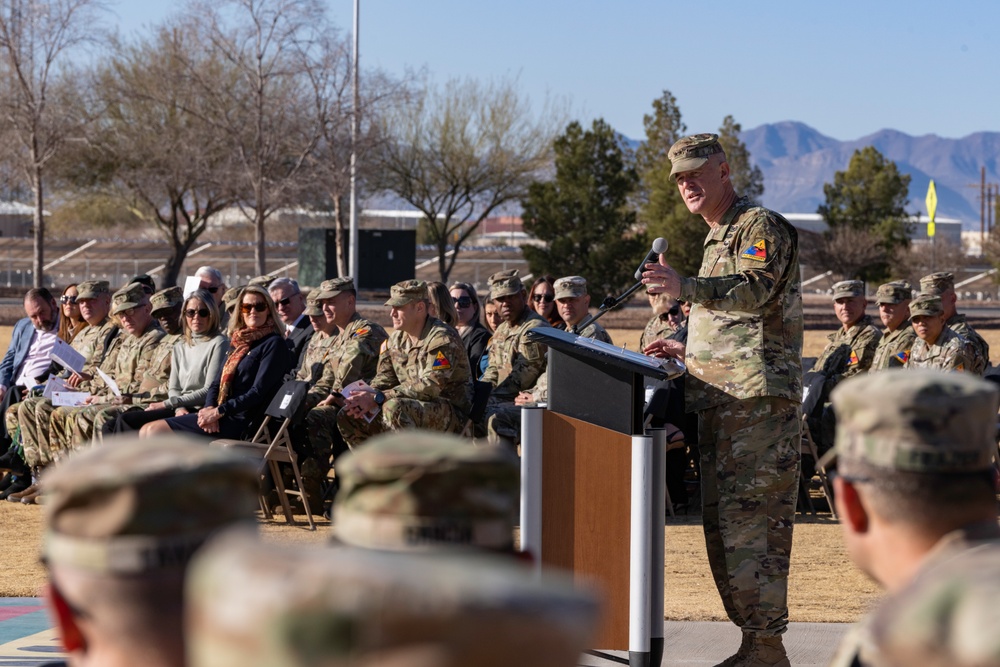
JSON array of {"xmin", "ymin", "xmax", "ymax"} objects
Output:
[
  {"xmin": 303, "ymin": 295, "xmax": 323, "ymax": 317},
  {"xmin": 41, "ymin": 434, "xmax": 259, "ymax": 574},
  {"xmin": 186, "ymin": 532, "xmax": 600, "ymax": 667},
  {"xmin": 919, "ymin": 271, "xmax": 955, "ymax": 296},
  {"xmin": 222, "ymin": 287, "xmax": 243, "ymax": 313},
  {"xmin": 313, "ymin": 276, "xmax": 355, "ymax": 300},
  {"xmin": 910, "ymin": 294, "xmax": 944, "ymax": 317},
  {"xmin": 828, "ymin": 369, "xmax": 999, "ymax": 473},
  {"xmin": 76, "ymin": 280, "xmax": 110, "ymax": 300},
  {"xmin": 832, "ymin": 279, "xmax": 865, "ymax": 300},
  {"xmin": 150, "ymin": 286, "xmax": 184, "ymax": 313},
  {"xmin": 110, "ymin": 282, "xmax": 148, "ymax": 315},
  {"xmin": 247, "ymin": 274, "xmax": 276, "ymax": 289},
  {"xmin": 875, "ymin": 280, "xmax": 912, "ymax": 305},
  {"xmin": 333, "ymin": 430, "xmax": 520, "ymax": 552},
  {"xmin": 384, "ymin": 279, "xmax": 428, "ymax": 307},
  {"xmin": 668, "ymin": 133, "xmax": 725, "ymax": 176},
  {"xmin": 553, "ymin": 275, "xmax": 588, "ymax": 300},
  {"xmin": 488, "ymin": 269, "xmax": 523, "ymax": 299}
]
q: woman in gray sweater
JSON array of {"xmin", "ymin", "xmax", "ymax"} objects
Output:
[{"xmin": 121, "ymin": 289, "xmax": 229, "ymax": 432}]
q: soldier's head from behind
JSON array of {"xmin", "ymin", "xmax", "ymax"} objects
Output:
[
  {"xmin": 150, "ymin": 286, "xmax": 184, "ymax": 335},
  {"xmin": 76, "ymin": 280, "xmax": 112, "ymax": 325},
  {"xmin": 111, "ymin": 282, "xmax": 155, "ymax": 336},
  {"xmin": 827, "ymin": 370, "xmax": 999, "ymax": 591},
  {"xmin": 332, "ymin": 430, "xmax": 520, "ymax": 555},
  {"xmin": 919, "ymin": 271, "xmax": 957, "ymax": 319},
  {"xmin": 668, "ymin": 133, "xmax": 735, "ymax": 222},
  {"xmin": 314, "ymin": 276, "xmax": 357, "ymax": 328},
  {"xmin": 41, "ymin": 434, "xmax": 259, "ymax": 667},
  {"xmin": 831, "ymin": 280, "xmax": 867, "ymax": 330},
  {"xmin": 385, "ymin": 279, "xmax": 429, "ymax": 337},
  {"xmin": 553, "ymin": 276, "xmax": 591, "ymax": 327},
  {"xmin": 909, "ymin": 294, "xmax": 946, "ymax": 345},
  {"xmin": 488, "ymin": 269, "xmax": 528, "ymax": 325},
  {"xmin": 875, "ymin": 280, "xmax": 912, "ymax": 332}
]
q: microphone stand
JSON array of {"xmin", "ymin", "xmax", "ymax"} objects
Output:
[{"xmin": 571, "ymin": 280, "xmax": 646, "ymax": 334}]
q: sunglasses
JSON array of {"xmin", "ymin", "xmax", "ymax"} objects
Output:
[
  {"xmin": 275, "ymin": 295, "xmax": 298, "ymax": 307},
  {"xmin": 60, "ymin": 295, "xmax": 77, "ymax": 305},
  {"xmin": 667, "ymin": 307, "xmax": 680, "ymax": 316},
  {"xmin": 241, "ymin": 302, "xmax": 268, "ymax": 313},
  {"xmin": 185, "ymin": 308, "xmax": 210, "ymax": 318},
  {"xmin": 532, "ymin": 293, "xmax": 554, "ymax": 303},
  {"xmin": 204, "ymin": 286, "xmax": 220, "ymax": 294},
  {"xmin": 452, "ymin": 296, "xmax": 473, "ymax": 308}
]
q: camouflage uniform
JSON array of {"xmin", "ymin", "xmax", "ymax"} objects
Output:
[
  {"xmin": 919, "ymin": 271, "xmax": 990, "ymax": 375},
  {"xmin": 904, "ymin": 295, "xmax": 970, "ymax": 372},
  {"xmin": 672, "ymin": 134, "xmax": 802, "ymax": 642},
  {"xmin": 810, "ymin": 311, "xmax": 882, "ymax": 387},
  {"xmin": 337, "ymin": 282, "xmax": 472, "ymax": 448},
  {"xmin": 868, "ymin": 281, "xmax": 916, "ymax": 371},
  {"xmin": 640, "ymin": 311, "xmax": 674, "ymax": 351},
  {"xmin": 825, "ymin": 369, "xmax": 1000, "ymax": 667}
]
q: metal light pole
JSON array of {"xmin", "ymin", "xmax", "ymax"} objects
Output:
[{"xmin": 348, "ymin": 0, "xmax": 360, "ymax": 283}]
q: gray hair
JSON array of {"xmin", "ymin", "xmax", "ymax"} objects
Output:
[
  {"xmin": 268, "ymin": 277, "xmax": 299, "ymax": 294},
  {"xmin": 194, "ymin": 266, "xmax": 224, "ymax": 284}
]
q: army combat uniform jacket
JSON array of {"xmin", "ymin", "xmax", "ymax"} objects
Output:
[
  {"xmin": 946, "ymin": 314, "xmax": 989, "ymax": 375},
  {"xmin": 481, "ymin": 309, "xmax": 549, "ymax": 402},
  {"xmin": 310, "ymin": 314, "xmax": 388, "ymax": 399},
  {"xmin": 906, "ymin": 327, "xmax": 970, "ymax": 372},
  {"xmin": 811, "ymin": 315, "xmax": 882, "ymax": 390},
  {"xmin": 640, "ymin": 313, "xmax": 672, "ymax": 351},
  {"xmin": 869, "ymin": 322, "xmax": 916, "ymax": 371}
]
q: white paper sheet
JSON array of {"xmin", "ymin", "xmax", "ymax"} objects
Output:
[
  {"xmin": 341, "ymin": 380, "xmax": 380, "ymax": 423},
  {"xmin": 51, "ymin": 339, "xmax": 86, "ymax": 374},
  {"xmin": 96, "ymin": 368, "xmax": 121, "ymax": 397},
  {"xmin": 52, "ymin": 391, "xmax": 89, "ymax": 407}
]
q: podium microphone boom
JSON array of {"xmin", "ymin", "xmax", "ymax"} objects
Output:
[{"xmin": 634, "ymin": 237, "xmax": 669, "ymax": 280}]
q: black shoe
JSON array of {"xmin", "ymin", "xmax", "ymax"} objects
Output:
[
  {"xmin": 0, "ymin": 472, "xmax": 13, "ymax": 493},
  {"xmin": 0, "ymin": 474, "xmax": 29, "ymax": 500},
  {"xmin": 0, "ymin": 451, "xmax": 28, "ymax": 475}
]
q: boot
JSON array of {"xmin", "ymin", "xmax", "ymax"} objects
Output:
[
  {"xmin": 714, "ymin": 633, "xmax": 753, "ymax": 667},
  {"xmin": 7, "ymin": 482, "xmax": 36, "ymax": 502},
  {"xmin": 20, "ymin": 486, "xmax": 39, "ymax": 504},
  {"xmin": 740, "ymin": 635, "xmax": 790, "ymax": 667},
  {"xmin": 0, "ymin": 474, "xmax": 29, "ymax": 500}
]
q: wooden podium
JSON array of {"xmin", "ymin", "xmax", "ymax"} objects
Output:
[{"xmin": 520, "ymin": 328, "xmax": 684, "ymax": 667}]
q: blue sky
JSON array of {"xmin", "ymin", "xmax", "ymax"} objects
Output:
[{"xmin": 111, "ymin": 0, "xmax": 999, "ymax": 142}]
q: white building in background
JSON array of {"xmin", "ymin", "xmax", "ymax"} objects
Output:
[{"xmin": 782, "ymin": 212, "xmax": 966, "ymax": 252}]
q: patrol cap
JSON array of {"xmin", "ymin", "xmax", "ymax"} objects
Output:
[
  {"xmin": 222, "ymin": 287, "xmax": 243, "ymax": 313},
  {"xmin": 75, "ymin": 280, "xmax": 110, "ymax": 300},
  {"xmin": 186, "ymin": 531, "xmax": 600, "ymax": 667},
  {"xmin": 875, "ymin": 280, "xmax": 912, "ymax": 305},
  {"xmin": 384, "ymin": 279, "xmax": 428, "ymax": 307},
  {"xmin": 909, "ymin": 294, "xmax": 944, "ymax": 317},
  {"xmin": 333, "ymin": 430, "xmax": 519, "ymax": 552},
  {"xmin": 554, "ymin": 276, "xmax": 588, "ymax": 300},
  {"xmin": 303, "ymin": 295, "xmax": 323, "ymax": 317},
  {"xmin": 668, "ymin": 133, "xmax": 725, "ymax": 176},
  {"xmin": 826, "ymin": 369, "xmax": 999, "ymax": 474},
  {"xmin": 312, "ymin": 276, "xmax": 355, "ymax": 300},
  {"xmin": 247, "ymin": 274, "xmax": 276, "ymax": 288},
  {"xmin": 831, "ymin": 280, "xmax": 865, "ymax": 300},
  {"xmin": 919, "ymin": 271, "xmax": 955, "ymax": 296},
  {"xmin": 150, "ymin": 286, "xmax": 184, "ymax": 314},
  {"xmin": 110, "ymin": 282, "xmax": 149, "ymax": 315},
  {"xmin": 488, "ymin": 269, "xmax": 523, "ymax": 299},
  {"xmin": 41, "ymin": 435, "xmax": 259, "ymax": 574}
]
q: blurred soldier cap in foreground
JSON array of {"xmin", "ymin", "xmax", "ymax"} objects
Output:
[
  {"xmin": 487, "ymin": 269, "xmax": 523, "ymax": 299},
  {"xmin": 313, "ymin": 276, "xmax": 356, "ymax": 300},
  {"xmin": 150, "ymin": 286, "xmax": 184, "ymax": 314},
  {"xmin": 75, "ymin": 280, "xmax": 110, "ymax": 300},
  {"xmin": 919, "ymin": 271, "xmax": 955, "ymax": 296},
  {"xmin": 824, "ymin": 369, "xmax": 999, "ymax": 473},
  {"xmin": 831, "ymin": 280, "xmax": 865, "ymax": 300},
  {"xmin": 186, "ymin": 531, "xmax": 600, "ymax": 667},
  {"xmin": 909, "ymin": 294, "xmax": 944, "ymax": 317},
  {"xmin": 874, "ymin": 281, "xmax": 912, "ymax": 305},
  {"xmin": 384, "ymin": 279, "xmax": 428, "ymax": 307},
  {"xmin": 553, "ymin": 276, "xmax": 588, "ymax": 300},
  {"xmin": 333, "ymin": 430, "xmax": 519, "ymax": 552},
  {"xmin": 41, "ymin": 435, "xmax": 258, "ymax": 574},
  {"xmin": 668, "ymin": 133, "xmax": 725, "ymax": 176}
]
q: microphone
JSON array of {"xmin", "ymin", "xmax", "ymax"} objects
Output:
[{"xmin": 634, "ymin": 237, "xmax": 669, "ymax": 280}]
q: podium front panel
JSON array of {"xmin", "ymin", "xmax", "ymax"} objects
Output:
[
  {"xmin": 542, "ymin": 410, "xmax": 632, "ymax": 650},
  {"xmin": 547, "ymin": 348, "xmax": 643, "ymax": 435}
]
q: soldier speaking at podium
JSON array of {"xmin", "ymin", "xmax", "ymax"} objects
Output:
[{"xmin": 642, "ymin": 133, "xmax": 803, "ymax": 667}]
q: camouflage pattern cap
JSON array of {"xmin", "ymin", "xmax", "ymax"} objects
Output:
[
  {"xmin": 247, "ymin": 274, "xmax": 276, "ymax": 288},
  {"xmin": 303, "ymin": 295, "xmax": 323, "ymax": 317},
  {"xmin": 828, "ymin": 369, "xmax": 999, "ymax": 473},
  {"xmin": 875, "ymin": 280, "xmax": 913, "ymax": 305},
  {"xmin": 384, "ymin": 279, "xmax": 428, "ymax": 307},
  {"xmin": 150, "ymin": 286, "xmax": 184, "ymax": 313},
  {"xmin": 488, "ymin": 269, "xmax": 523, "ymax": 299},
  {"xmin": 41, "ymin": 435, "xmax": 258, "ymax": 574},
  {"xmin": 919, "ymin": 271, "xmax": 955, "ymax": 296},
  {"xmin": 909, "ymin": 294, "xmax": 944, "ymax": 317},
  {"xmin": 75, "ymin": 280, "xmax": 110, "ymax": 300},
  {"xmin": 222, "ymin": 287, "xmax": 243, "ymax": 313},
  {"xmin": 668, "ymin": 133, "xmax": 725, "ymax": 176},
  {"xmin": 553, "ymin": 276, "xmax": 588, "ymax": 300},
  {"xmin": 832, "ymin": 279, "xmax": 865, "ymax": 300},
  {"xmin": 333, "ymin": 430, "xmax": 519, "ymax": 552},
  {"xmin": 312, "ymin": 276, "xmax": 355, "ymax": 300},
  {"xmin": 186, "ymin": 532, "xmax": 600, "ymax": 667},
  {"xmin": 110, "ymin": 282, "xmax": 149, "ymax": 316}
]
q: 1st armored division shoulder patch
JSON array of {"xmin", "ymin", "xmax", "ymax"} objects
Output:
[{"xmin": 741, "ymin": 239, "xmax": 767, "ymax": 262}]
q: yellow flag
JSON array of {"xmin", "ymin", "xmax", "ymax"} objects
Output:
[{"xmin": 926, "ymin": 180, "xmax": 937, "ymax": 238}]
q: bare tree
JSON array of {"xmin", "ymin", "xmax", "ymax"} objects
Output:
[
  {"xmin": 0, "ymin": 0, "xmax": 105, "ymax": 287},
  {"xmin": 372, "ymin": 76, "xmax": 562, "ymax": 282},
  {"xmin": 800, "ymin": 226, "xmax": 888, "ymax": 281}
]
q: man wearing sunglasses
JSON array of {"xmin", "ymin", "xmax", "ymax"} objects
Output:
[
  {"xmin": 826, "ymin": 369, "xmax": 1000, "ymax": 667},
  {"xmin": 269, "ymin": 277, "xmax": 313, "ymax": 370}
]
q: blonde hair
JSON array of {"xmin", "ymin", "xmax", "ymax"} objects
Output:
[{"xmin": 229, "ymin": 285, "xmax": 284, "ymax": 337}]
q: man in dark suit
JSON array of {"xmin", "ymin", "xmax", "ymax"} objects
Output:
[{"xmin": 269, "ymin": 277, "xmax": 313, "ymax": 370}]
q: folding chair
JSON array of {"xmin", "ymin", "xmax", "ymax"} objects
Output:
[
  {"xmin": 211, "ymin": 379, "xmax": 316, "ymax": 530},
  {"xmin": 800, "ymin": 413, "xmax": 836, "ymax": 519},
  {"xmin": 461, "ymin": 380, "xmax": 493, "ymax": 438}
]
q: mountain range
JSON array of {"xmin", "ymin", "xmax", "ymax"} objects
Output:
[{"xmin": 738, "ymin": 121, "xmax": 1000, "ymax": 229}]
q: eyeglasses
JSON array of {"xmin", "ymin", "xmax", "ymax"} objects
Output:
[
  {"xmin": 275, "ymin": 294, "xmax": 299, "ymax": 307},
  {"xmin": 60, "ymin": 296, "xmax": 77, "ymax": 305},
  {"xmin": 241, "ymin": 302, "xmax": 268, "ymax": 313},
  {"xmin": 452, "ymin": 296, "xmax": 473, "ymax": 308},
  {"xmin": 204, "ymin": 286, "xmax": 220, "ymax": 294},
  {"xmin": 532, "ymin": 293, "xmax": 554, "ymax": 303},
  {"xmin": 185, "ymin": 308, "xmax": 210, "ymax": 318}
]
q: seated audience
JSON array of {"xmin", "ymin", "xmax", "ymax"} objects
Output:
[
  {"xmin": 57, "ymin": 284, "xmax": 86, "ymax": 344},
  {"xmin": 450, "ymin": 281, "xmax": 491, "ymax": 374},
  {"xmin": 528, "ymin": 274, "xmax": 565, "ymax": 329}
]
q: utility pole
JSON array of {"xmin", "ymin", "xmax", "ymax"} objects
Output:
[{"xmin": 348, "ymin": 0, "xmax": 360, "ymax": 284}]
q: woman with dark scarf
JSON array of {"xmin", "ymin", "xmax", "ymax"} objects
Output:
[{"xmin": 155, "ymin": 285, "xmax": 292, "ymax": 439}]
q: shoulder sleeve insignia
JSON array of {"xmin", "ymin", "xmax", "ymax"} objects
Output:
[
  {"xmin": 894, "ymin": 350, "xmax": 909, "ymax": 364},
  {"xmin": 432, "ymin": 351, "xmax": 451, "ymax": 369},
  {"xmin": 848, "ymin": 350, "xmax": 859, "ymax": 366},
  {"xmin": 354, "ymin": 326, "xmax": 370, "ymax": 338},
  {"xmin": 741, "ymin": 239, "xmax": 767, "ymax": 262},
  {"xmin": 955, "ymin": 363, "xmax": 965, "ymax": 371},
  {"xmin": 379, "ymin": 340, "xmax": 388, "ymax": 354}
]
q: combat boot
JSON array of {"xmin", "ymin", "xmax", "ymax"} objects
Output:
[
  {"xmin": 739, "ymin": 635, "xmax": 790, "ymax": 667},
  {"xmin": 713, "ymin": 633, "xmax": 753, "ymax": 667}
]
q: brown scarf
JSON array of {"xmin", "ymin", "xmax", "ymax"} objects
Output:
[{"xmin": 217, "ymin": 321, "xmax": 277, "ymax": 406}]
